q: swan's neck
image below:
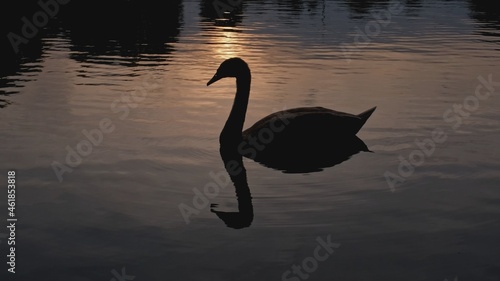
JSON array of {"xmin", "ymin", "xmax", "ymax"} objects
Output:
[{"xmin": 220, "ymin": 75, "xmax": 251, "ymax": 143}]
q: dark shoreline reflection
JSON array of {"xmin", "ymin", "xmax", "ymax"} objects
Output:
[
  {"xmin": 59, "ymin": 0, "xmax": 183, "ymax": 64},
  {"xmin": 199, "ymin": 0, "xmax": 244, "ymax": 26},
  {"xmin": 0, "ymin": 1, "xmax": 45, "ymax": 107},
  {"xmin": 212, "ymin": 136, "xmax": 370, "ymax": 229},
  {"xmin": 0, "ymin": 0, "xmax": 183, "ymax": 108},
  {"xmin": 467, "ymin": 0, "xmax": 500, "ymax": 40},
  {"xmin": 342, "ymin": 0, "xmax": 389, "ymax": 18}
]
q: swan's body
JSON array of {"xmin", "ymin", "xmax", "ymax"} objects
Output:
[
  {"xmin": 207, "ymin": 58, "xmax": 376, "ymax": 166},
  {"xmin": 243, "ymin": 106, "xmax": 375, "ymax": 139}
]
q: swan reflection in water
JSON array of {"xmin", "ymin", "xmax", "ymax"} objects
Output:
[
  {"xmin": 207, "ymin": 58, "xmax": 376, "ymax": 229},
  {"xmin": 210, "ymin": 145, "xmax": 254, "ymax": 229}
]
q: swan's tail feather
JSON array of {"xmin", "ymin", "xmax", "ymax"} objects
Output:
[{"xmin": 354, "ymin": 106, "xmax": 376, "ymax": 134}]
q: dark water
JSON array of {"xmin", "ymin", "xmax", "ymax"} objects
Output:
[{"xmin": 1, "ymin": 0, "xmax": 499, "ymax": 280}]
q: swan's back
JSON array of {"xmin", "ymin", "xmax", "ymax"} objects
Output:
[{"xmin": 243, "ymin": 106, "xmax": 370, "ymax": 138}]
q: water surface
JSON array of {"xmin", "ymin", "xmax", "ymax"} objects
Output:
[{"xmin": 0, "ymin": 0, "xmax": 499, "ymax": 280}]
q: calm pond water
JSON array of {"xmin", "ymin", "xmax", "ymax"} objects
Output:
[{"xmin": 1, "ymin": 0, "xmax": 499, "ymax": 280}]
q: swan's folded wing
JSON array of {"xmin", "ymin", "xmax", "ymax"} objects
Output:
[{"xmin": 243, "ymin": 107, "xmax": 363, "ymax": 138}]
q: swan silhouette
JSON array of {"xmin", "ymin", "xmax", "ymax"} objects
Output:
[{"xmin": 207, "ymin": 57, "xmax": 376, "ymax": 171}]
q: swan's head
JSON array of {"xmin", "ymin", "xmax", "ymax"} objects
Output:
[{"xmin": 207, "ymin": 57, "xmax": 250, "ymax": 86}]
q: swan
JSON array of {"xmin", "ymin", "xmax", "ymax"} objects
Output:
[{"xmin": 207, "ymin": 57, "xmax": 376, "ymax": 164}]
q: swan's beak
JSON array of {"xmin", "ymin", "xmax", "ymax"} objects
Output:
[{"xmin": 207, "ymin": 73, "xmax": 222, "ymax": 86}]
